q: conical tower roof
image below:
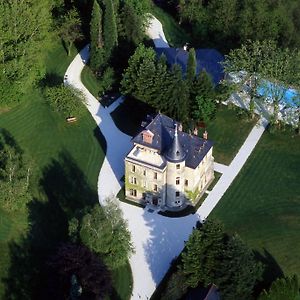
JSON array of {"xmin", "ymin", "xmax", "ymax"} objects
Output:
[{"xmin": 164, "ymin": 124, "xmax": 186, "ymax": 163}]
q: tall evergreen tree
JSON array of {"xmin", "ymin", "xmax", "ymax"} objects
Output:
[
  {"xmin": 166, "ymin": 64, "xmax": 189, "ymax": 122},
  {"xmin": 215, "ymin": 234, "xmax": 263, "ymax": 300},
  {"xmin": 186, "ymin": 48, "xmax": 197, "ymax": 85},
  {"xmin": 181, "ymin": 220, "xmax": 225, "ymax": 288},
  {"xmin": 103, "ymin": 0, "xmax": 118, "ymax": 63},
  {"xmin": 90, "ymin": 0, "xmax": 104, "ymax": 70}
]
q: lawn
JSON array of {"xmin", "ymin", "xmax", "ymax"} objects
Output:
[
  {"xmin": 81, "ymin": 65, "xmax": 102, "ymax": 99},
  {"xmin": 211, "ymin": 129, "xmax": 300, "ymax": 284},
  {"xmin": 0, "ymin": 38, "xmax": 132, "ymax": 299},
  {"xmin": 201, "ymin": 105, "xmax": 258, "ymax": 165},
  {"xmin": 150, "ymin": 5, "xmax": 191, "ymax": 48}
]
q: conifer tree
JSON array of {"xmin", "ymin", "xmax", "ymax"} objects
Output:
[
  {"xmin": 186, "ymin": 48, "xmax": 197, "ymax": 85},
  {"xmin": 90, "ymin": 0, "xmax": 104, "ymax": 70},
  {"xmin": 103, "ymin": 0, "xmax": 118, "ymax": 63},
  {"xmin": 166, "ymin": 64, "xmax": 189, "ymax": 122}
]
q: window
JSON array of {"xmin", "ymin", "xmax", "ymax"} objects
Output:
[
  {"xmin": 185, "ymin": 179, "xmax": 188, "ymax": 186},
  {"xmin": 131, "ymin": 165, "xmax": 136, "ymax": 172},
  {"xmin": 130, "ymin": 177, "xmax": 137, "ymax": 184},
  {"xmin": 176, "ymin": 177, "xmax": 180, "ymax": 185},
  {"xmin": 154, "ymin": 172, "xmax": 157, "ymax": 180},
  {"xmin": 176, "ymin": 191, "xmax": 180, "ymax": 197},
  {"xmin": 153, "ymin": 184, "xmax": 158, "ymax": 192},
  {"xmin": 143, "ymin": 181, "xmax": 146, "ymax": 188},
  {"xmin": 176, "ymin": 164, "xmax": 180, "ymax": 170},
  {"xmin": 143, "ymin": 169, "xmax": 146, "ymax": 176},
  {"xmin": 130, "ymin": 189, "xmax": 137, "ymax": 197}
]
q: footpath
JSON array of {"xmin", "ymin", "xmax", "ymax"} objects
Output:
[{"xmin": 64, "ymin": 15, "xmax": 267, "ymax": 300}]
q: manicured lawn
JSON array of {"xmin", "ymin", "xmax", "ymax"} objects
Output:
[
  {"xmin": 150, "ymin": 5, "xmax": 191, "ymax": 47},
  {"xmin": 111, "ymin": 262, "xmax": 133, "ymax": 300},
  {"xmin": 212, "ymin": 129, "xmax": 300, "ymax": 284},
  {"xmin": 201, "ymin": 105, "xmax": 258, "ymax": 165},
  {"xmin": 0, "ymin": 38, "xmax": 132, "ymax": 299},
  {"xmin": 81, "ymin": 65, "xmax": 102, "ymax": 99}
]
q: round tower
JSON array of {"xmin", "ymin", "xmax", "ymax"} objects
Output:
[{"xmin": 164, "ymin": 124, "xmax": 186, "ymax": 208}]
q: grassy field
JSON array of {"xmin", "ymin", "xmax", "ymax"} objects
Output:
[
  {"xmin": 201, "ymin": 105, "xmax": 258, "ymax": 165},
  {"xmin": 150, "ymin": 5, "xmax": 191, "ymax": 47},
  {"xmin": 81, "ymin": 65, "xmax": 102, "ymax": 99},
  {"xmin": 212, "ymin": 129, "xmax": 300, "ymax": 284},
  {"xmin": 0, "ymin": 39, "xmax": 132, "ymax": 299}
]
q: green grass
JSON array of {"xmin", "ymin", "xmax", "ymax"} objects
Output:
[
  {"xmin": 81, "ymin": 65, "xmax": 102, "ymax": 99},
  {"xmin": 111, "ymin": 262, "xmax": 133, "ymax": 300},
  {"xmin": 202, "ymin": 105, "xmax": 258, "ymax": 165},
  {"xmin": 208, "ymin": 172, "xmax": 222, "ymax": 191},
  {"xmin": 212, "ymin": 129, "xmax": 300, "ymax": 284},
  {"xmin": 150, "ymin": 5, "xmax": 191, "ymax": 47},
  {"xmin": 0, "ymin": 38, "xmax": 132, "ymax": 299}
]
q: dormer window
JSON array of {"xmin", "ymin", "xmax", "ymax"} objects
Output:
[{"xmin": 142, "ymin": 130, "xmax": 154, "ymax": 144}]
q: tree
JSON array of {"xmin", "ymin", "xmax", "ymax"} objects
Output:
[
  {"xmin": 260, "ymin": 45, "xmax": 298, "ymax": 122},
  {"xmin": 59, "ymin": 8, "xmax": 83, "ymax": 56},
  {"xmin": 48, "ymin": 243, "xmax": 112, "ymax": 300},
  {"xmin": 119, "ymin": 3, "xmax": 144, "ymax": 46},
  {"xmin": 120, "ymin": 44, "xmax": 156, "ymax": 97},
  {"xmin": 259, "ymin": 275, "xmax": 300, "ymax": 300},
  {"xmin": 180, "ymin": 219, "xmax": 262, "ymax": 299},
  {"xmin": 181, "ymin": 220, "xmax": 225, "ymax": 288},
  {"xmin": 0, "ymin": 130, "xmax": 31, "ymax": 211},
  {"xmin": 0, "ymin": 0, "xmax": 52, "ymax": 105},
  {"xmin": 162, "ymin": 269, "xmax": 188, "ymax": 300},
  {"xmin": 215, "ymin": 234, "xmax": 263, "ymax": 300},
  {"xmin": 90, "ymin": 0, "xmax": 104, "ymax": 70},
  {"xmin": 165, "ymin": 64, "xmax": 189, "ymax": 123},
  {"xmin": 207, "ymin": 0, "xmax": 238, "ymax": 46},
  {"xmin": 80, "ymin": 198, "xmax": 134, "ymax": 269},
  {"xmin": 193, "ymin": 95, "xmax": 216, "ymax": 123},
  {"xmin": 103, "ymin": 0, "xmax": 118, "ymax": 63},
  {"xmin": 186, "ymin": 48, "xmax": 197, "ymax": 86},
  {"xmin": 44, "ymin": 85, "xmax": 86, "ymax": 118}
]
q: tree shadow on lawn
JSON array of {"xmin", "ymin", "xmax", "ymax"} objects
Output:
[
  {"xmin": 38, "ymin": 72, "xmax": 63, "ymax": 88},
  {"xmin": 2, "ymin": 151, "xmax": 98, "ymax": 299},
  {"xmin": 110, "ymin": 97, "xmax": 156, "ymax": 137},
  {"xmin": 253, "ymin": 248, "xmax": 284, "ymax": 297},
  {"xmin": 93, "ymin": 127, "xmax": 107, "ymax": 155}
]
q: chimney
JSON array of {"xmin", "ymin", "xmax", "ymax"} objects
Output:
[
  {"xmin": 203, "ymin": 130, "xmax": 208, "ymax": 140},
  {"xmin": 178, "ymin": 123, "xmax": 183, "ymax": 132},
  {"xmin": 142, "ymin": 130, "xmax": 154, "ymax": 144},
  {"xmin": 193, "ymin": 127, "xmax": 198, "ymax": 136}
]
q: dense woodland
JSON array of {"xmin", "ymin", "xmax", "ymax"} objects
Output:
[{"xmin": 1, "ymin": 0, "xmax": 300, "ymax": 299}]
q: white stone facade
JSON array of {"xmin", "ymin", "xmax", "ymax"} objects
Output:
[{"xmin": 125, "ymin": 133, "xmax": 214, "ymax": 210}]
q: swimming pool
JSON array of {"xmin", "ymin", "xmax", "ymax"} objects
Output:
[{"xmin": 257, "ymin": 81, "xmax": 300, "ymax": 108}]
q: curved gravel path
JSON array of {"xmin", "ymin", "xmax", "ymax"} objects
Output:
[{"xmin": 64, "ymin": 15, "xmax": 267, "ymax": 300}]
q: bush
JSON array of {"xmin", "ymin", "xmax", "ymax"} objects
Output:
[{"xmin": 44, "ymin": 85, "xmax": 86, "ymax": 118}]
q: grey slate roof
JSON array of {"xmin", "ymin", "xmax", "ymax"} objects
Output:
[
  {"xmin": 165, "ymin": 125, "xmax": 186, "ymax": 163},
  {"xmin": 155, "ymin": 48, "xmax": 224, "ymax": 85},
  {"xmin": 131, "ymin": 114, "xmax": 214, "ymax": 169}
]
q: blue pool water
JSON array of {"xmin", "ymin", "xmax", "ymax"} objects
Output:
[{"xmin": 257, "ymin": 81, "xmax": 299, "ymax": 107}]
